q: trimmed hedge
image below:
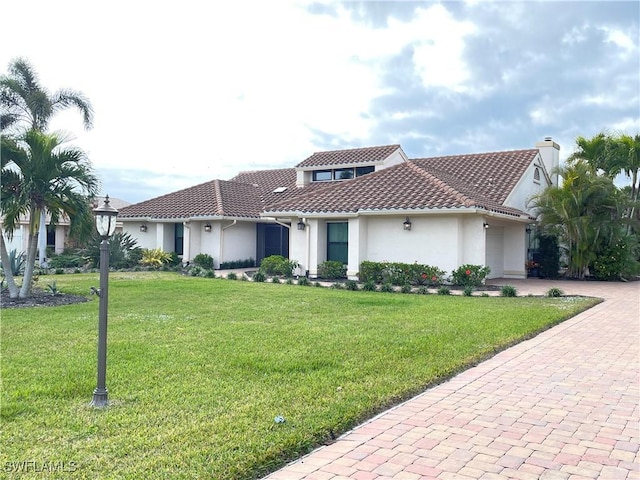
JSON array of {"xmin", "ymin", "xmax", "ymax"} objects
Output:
[{"xmin": 359, "ymin": 261, "xmax": 445, "ymax": 286}]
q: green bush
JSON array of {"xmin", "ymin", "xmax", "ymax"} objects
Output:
[
  {"xmin": 538, "ymin": 235, "xmax": 560, "ymax": 279},
  {"xmin": 417, "ymin": 286, "xmax": 429, "ymax": 295},
  {"xmin": 437, "ymin": 286, "xmax": 451, "ymax": 295},
  {"xmin": 546, "ymin": 287, "xmax": 564, "ymax": 297},
  {"xmin": 313, "ymin": 281, "xmax": 322, "ymax": 288},
  {"xmin": 47, "ymin": 251, "xmax": 86, "ymax": 269},
  {"xmin": 358, "ymin": 261, "xmax": 386, "ymax": 284},
  {"xmin": 219, "ymin": 258, "xmax": 255, "ymax": 269},
  {"xmin": 193, "ymin": 253, "xmax": 214, "ymax": 270},
  {"xmin": 271, "ymin": 276, "xmax": 281, "ymax": 284},
  {"xmin": 362, "ymin": 280, "xmax": 376, "ymax": 291},
  {"xmin": 259, "ymin": 255, "xmax": 298, "ymax": 277},
  {"xmin": 82, "ymin": 231, "xmax": 139, "ymax": 269},
  {"xmin": 226, "ymin": 272, "xmax": 238, "ymax": 280},
  {"xmin": 463, "ymin": 286, "xmax": 474, "ymax": 297},
  {"xmin": 298, "ymin": 277, "xmax": 311, "ymax": 286},
  {"xmin": 330, "ymin": 282, "xmax": 343, "ymax": 289},
  {"xmin": 400, "ymin": 283, "xmax": 412, "ymax": 294},
  {"xmin": 252, "ymin": 271, "xmax": 266, "ymax": 282},
  {"xmin": 345, "ymin": 280, "xmax": 359, "ymax": 291},
  {"xmin": 203, "ymin": 269, "xmax": 216, "ymax": 278},
  {"xmin": 358, "ymin": 261, "xmax": 445, "ymax": 285},
  {"xmin": 451, "ymin": 264, "xmax": 491, "ymax": 287},
  {"xmin": 1, "ymin": 249, "xmax": 26, "ymax": 276},
  {"xmin": 500, "ymin": 285, "xmax": 517, "ymax": 297},
  {"xmin": 318, "ymin": 261, "xmax": 347, "ymax": 279},
  {"xmin": 380, "ymin": 283, "xmax": 394, "ymax": 293}
]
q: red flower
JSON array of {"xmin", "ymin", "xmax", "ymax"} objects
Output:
[
  {"xmin": 421, "ymin": 273, "xmax": 427, "ymax": 279},
  {"xmin": 431, "ymin": 276, "xmax": 437, "ymax": 282},
  {"xmin": 465, "ymin": 269, "xmax": 471, "ymax": 275}
]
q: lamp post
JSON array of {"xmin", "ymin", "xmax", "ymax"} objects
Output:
[{"xmin": 91, "ymin": 195, "xmax": 118, "ymax": 407}]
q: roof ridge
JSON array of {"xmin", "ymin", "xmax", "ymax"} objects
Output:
[
  {"xmin": 405, "ymin": 161, "xmax": 476, "ymax": 208},
  {"xmin": 213, "ymin": 179, "xmax": 225, "ymax": 216},
  {"xmin": 410, "ymin": 148, "xmax": 538, "ymax": 161},
  {"xmin": 310, "ymin": 144, "xmax": 400, "ymax": 155}
]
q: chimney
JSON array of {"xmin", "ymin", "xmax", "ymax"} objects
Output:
[{"xmin": 535, "ymin": 137, "xmax": 560, "ymax": 186}]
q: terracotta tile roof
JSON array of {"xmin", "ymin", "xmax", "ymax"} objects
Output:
[
  {"xmin": 295, "ymin": 144, "xmax": 401, "ymax": 168},
  {"xmin": 411, "ymin": 149, "xmax": 539, "ymax": 205},
  {"xmin": 118, "ymin": 179, "xmax": 263, "ymax": 219},
  {"xmin": 264, "ymin": 149, "xmax": 538, "ymax": 218}
]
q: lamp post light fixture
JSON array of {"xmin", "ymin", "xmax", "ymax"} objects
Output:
[
  {"xmin": 204, "ymin": 223, "xmax": 212, "ymax": 232},
  {"xmin": 91, "ymin": 195, "xmax": 118, "ymax": 407},
  {"xmin": 297, "ymin": 219, "xmax": 305, "ymax": 231},
  {"xmin": 403, "ymin": 217, "xmax": 412, "ymax": 231}
]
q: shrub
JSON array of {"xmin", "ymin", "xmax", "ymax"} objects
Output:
[
  {"xmin": 451, "ymin": 264, "xmax": 491, "ymax": 287},
  {"xmin": 46, "ymin": 281, "xmax": 61, "ymax": 296},
  {"xmin": 437, "ymin": 286, "xmax": 451, "ymax": 295},
  {"xmin": 463, "ymin": 286, "xmax": 475, "ymax": 297},
  {"xmin": 189, "ymin": 266, "xmax": 202, "ymax": 277},
  {"xmin": 166, "ymin": 252, "xmax": 182, "ymax": 267},
  {"xmin": 271, "ymin": 276, "xmax": 281, "ymax": 284},
  {"xmin": 259, "ymin": 255, "xmax": 298, "ymax": 277},
  {"xmin": 500, "ymin": 285, "xmax": 517, "ymax": 297},
  {"xmin": 417, "ymin": 286, "xmax": 429, "ymax": 295},
  {"xmin": 285, "ymin": 278, "xmax": 294, "ymax": 285},
  {"xmin": 219, "ymin": 258, "xmax": 255, "ymax": 269},
  {"xmin": 358, "ymin": 261, "xmax": 386, "ymax": 284},
  {"xmin": 345, "ymin": 280, "xmax": 359, "ymax": 291},
  {"xmin": 330, "ymin": 282, "xmax": 344, "ymax": 289},
  {"xmin": 362, "ymin": 280, "xmax": 376, "ymax": 292},
  {"xmin": 140, "ymin": 248, "xmax": 173, "ymax": 269},
  {"xmin": 2, "ymin": 249, "xmax": 26, "ymax": 276},
  {"xmin": 193, "ymin": 253, "xmax": 214, "ymax": 270},
  {"xmin": 538, "ymin": 234, "xmax": 561, "ymax": 279},
  {"xmin": 252, "ymin": 271, "xmax": 266, "ymax": 282},
  {"xmin": 203, "ymin": 269, "xmax": 216, "ymax": 278},
  {"xmin": 358, "ymin": 261, "xmax": 445, "ymax": 286},
  {"xmin": 82, "ymin": 231, "xmax": 139, "ymax": 269},
  {"xmin": 546, "ymin": 287, "xmax": 564, "ymax": 298},
  {"xmin": 318, "ymin": 261, "xmax": 347, "ymax": 279},
  {"xmin": 400, "ymin": 283, "xmax": 412, "ymax": 294},
  {"xmin": 226, "ymin": 272, "xmax": 238, "ymax": 280},
  {"xmin": 298, "ymin": 277, "xmax": 311, "ymax": 286},
  {"xmin": 380, "ymin": 283, "xmax": 394, "ymax": 293},
  {"xmin": 47, "ymin": 251, "xmax": 86, "ymax": 269},
  {"xmin": 313, "ymin": 281, "xmax": 322, "ymax": 288},
  {"xmin": 54, "ymin": 268, "xmax": 64, "ymax": 275}
]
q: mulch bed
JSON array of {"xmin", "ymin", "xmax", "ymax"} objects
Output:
[{"xmin": 1, "ymin": 289, "xmax": 89, "ymax": 309}]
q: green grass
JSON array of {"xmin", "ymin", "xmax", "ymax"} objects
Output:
[{"xmin": 1, "ymin": 272, "xmax": 599, "ymax": 479}]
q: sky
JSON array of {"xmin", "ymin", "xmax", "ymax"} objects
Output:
[{"xmin": 2, "ymin": 0, "xmax": 639, "ymax": 204}]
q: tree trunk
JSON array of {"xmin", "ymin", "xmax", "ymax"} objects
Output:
[
  {"xmin": 19, "ymin": 228, "xmax": 40, "ymax": 299},
  {"xmin": 0, "ymin": 231, "xmax": 20, "ymax": 298}
]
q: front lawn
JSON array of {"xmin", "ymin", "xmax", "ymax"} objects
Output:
[{"xmin": 0, "ymin": 272, "xmax": 599, "ymax": 479}]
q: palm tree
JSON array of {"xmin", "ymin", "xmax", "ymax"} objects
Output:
[
  {"xmin": 529, "ymin": 161, "xmax": 619, "ymax": 279},
  {"xmin": 1, "ymin": 130, "xmax": 99, "ymax": 298},
  {"xmin": 568, "ymin": 132, "xmax": 614, "ymax": 176},
  {"xmin": 1, "ymin": 57, "xmax": 93, "ymax": 133}
]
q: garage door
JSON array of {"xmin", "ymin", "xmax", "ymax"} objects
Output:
[{"xmin": 485, "ymin": 227, "xmax": 504, "ymax": 279}]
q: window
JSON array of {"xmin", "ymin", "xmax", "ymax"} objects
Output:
[
  {"xmin": 313, "ymin": 170, "xmax": 332, "ymax": 181},
  {"xmin": 533, "ymin": 167, "xmax": 540, "ymax": 183},
  {"xmin": 311, "ymin": 166, "xmax": 376, "ymax": 182},
  {"xmin": 175, "ymin": 223, "xmax": 184, "ymax": 255},
  {"xmin": 356, "ymin": 166, "xmax": 375, "ymax": 177},
  {"xmin": 327, "ymin": 222, "xmax": 348, "ymax": 264},
  {"xmin": 334, "ymin": 168, "xmax": 354, "ymax": 180}
]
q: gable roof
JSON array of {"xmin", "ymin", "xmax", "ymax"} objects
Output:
[
  {"xmin": 264, "ymin": 149, "xmax": 539, "ymax": 218},
  {"xmin": 118, "ymin": 179, "xmax": 263, "ymax": 219},
  {"xmin": 295, "ymin": 144, "xmax": 401, "ymax": 168}
]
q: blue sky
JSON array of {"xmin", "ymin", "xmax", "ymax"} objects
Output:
[{"xmin": 2, "ymin": 1, "xmax": 638, "ymax": 204}]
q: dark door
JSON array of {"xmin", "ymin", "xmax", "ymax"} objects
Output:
[{"xmin": 256, "ymin": 223, "xmax": 289, "ymax": 264}]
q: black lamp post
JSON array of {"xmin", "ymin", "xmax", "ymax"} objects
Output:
[{"xmin": 91, "ymin": 195, "xmax": 118, "ymax": 407}]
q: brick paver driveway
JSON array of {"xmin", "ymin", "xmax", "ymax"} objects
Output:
[{"xmin": 265, "ymin": 279, "xmax": 639, "ymax": 480}]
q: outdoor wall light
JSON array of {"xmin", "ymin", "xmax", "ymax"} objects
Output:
[
  {"xmin": 297, "ymin": 219, "xmax": 305, "ymax": 231},
  {"xmin": 91, "ymin": 195, "xmax": 118, "ymax": 408},
  {"xmin": 525, "ymin": 225, "xmax": 531, "ymax": 234},
  {"xmin": 403, "ymin": 217, "xmax": 412, "ymax": 231},
  {"xmin": 483, "ymin": 222, "xmax": 490, "ymax": 229},
  {"xmin": 204, "ymin": 223, "xmax": 212, "ymax": 232},
  {"xmin": 140, "ymin": 224, "xmax": 147, "ymax": 233}
]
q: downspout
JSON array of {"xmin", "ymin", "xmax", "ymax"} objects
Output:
[
  {"xmin": 219, "ymin": 220, "xmax": 237, "ymax": 266},
  {"xmin": 304, "ymin": 218, "xmax": 310, "ymax": 277},
  {"xmin": 182, "ymin": 221, "xmax": 191, "ymax": 266}
]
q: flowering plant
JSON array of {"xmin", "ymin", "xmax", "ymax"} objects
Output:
[{"xmin": 451, "ymin": 264, "xmax": 491, "ymax": 287}]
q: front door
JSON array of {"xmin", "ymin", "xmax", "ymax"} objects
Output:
[
  {"xmin": 256, "ymin": 223, "xmax": 289, "ymax": 265},
  {"xmin": 327, "ymin": 222, "xmax": 348, "ymax": 264}
]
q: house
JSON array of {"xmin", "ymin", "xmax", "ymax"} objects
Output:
[
  {"xmin": 117, "ymin": 139, "xmax": 560, "ymax": 279},
  {"xmin": 1, "ymin": 196, "xmax": 130, "ymax": 262}
]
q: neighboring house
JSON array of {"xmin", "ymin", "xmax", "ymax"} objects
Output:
[
  {"xmin": 118, "ymin": 139, "xmax": 559, "ymax": 279},
  {"xmin": 1, "ymin": 196, "xmax": 130, "ymax": 260}
]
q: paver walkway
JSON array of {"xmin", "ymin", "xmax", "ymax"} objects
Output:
[{"xmin": 264, "ymin": 279, "xmax": 640, "ymax": 479}]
